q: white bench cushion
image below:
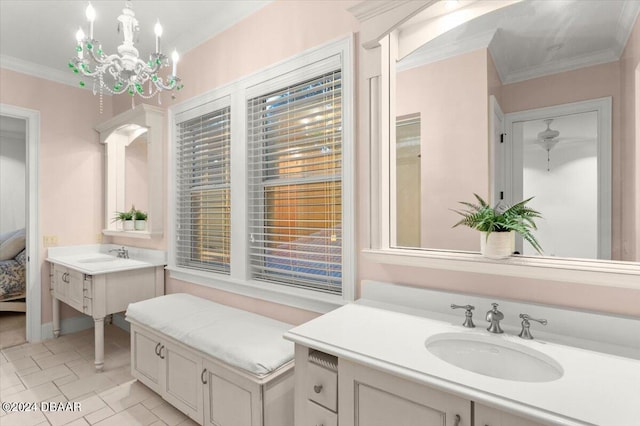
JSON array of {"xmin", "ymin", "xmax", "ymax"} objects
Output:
[{"xmin": 126, "ymin": 293, "xmax": 294, "ymax": 377}]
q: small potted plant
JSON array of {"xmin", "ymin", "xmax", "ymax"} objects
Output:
[
  {"xmin": 452, "ymin": 194, "xmax": 543, "ymax": 259},
  {"xmin": 113, "ymin": 210, "xmax": 134, "ymax": 231},
  {"xmin": 133, "ymin": 209, "xmax": 148, "ymax": 231}
]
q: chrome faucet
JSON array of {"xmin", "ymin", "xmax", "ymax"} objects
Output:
[
  {"xmin": 451, "ymin": 304, "xmax": 475, "ymax": 328},
  {"xmin": 109, "ymin": 246, "xmax": 129, "ymax": 259},
  {"xmin": 518, "ymin": 314, "xmax": 547, "ymax": 340},
  {"xmin": 486, "ymin": 303, "xmax": 504, "ymax": 334}
]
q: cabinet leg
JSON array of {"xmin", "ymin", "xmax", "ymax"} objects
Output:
[
  {"xmin": 94, "ymin": 317, "xmax": 105, "ymax": 371},
  {"xmin": 52, "ymin": 297, "xmax": 60, "ymax": 338}
]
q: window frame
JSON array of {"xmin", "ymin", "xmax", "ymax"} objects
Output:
[
  {"xmin": 168, "ymin": 36, "xmax": 355, "ymax": 313},
  {"xmin": 174, "ymin": 102, "xmax": 232, "ymax": 274}
]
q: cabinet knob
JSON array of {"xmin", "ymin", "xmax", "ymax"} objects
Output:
[
  {"xmin": 159, "ymin": 345, "xmax": 165, "ymax": 359},
  {"xmin": 155, "ymin": 342, "xmax": 161, "ymax": 356},
  {"xmin": 201, "ymin": 368, "xmax": 208, "ymax": 384},
  {"xmin": 313, "ymin": 384, "xmax": 323, "ymax": 394},
  {"xmin": 454, "ymin": 414, "xmax": 461, "ymax": 426}
]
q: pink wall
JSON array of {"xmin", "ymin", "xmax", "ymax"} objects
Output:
[
  {"xmin": 396, "ymin": 49, "xmax": 489, "ymax": 250},
  {"xmin": 0, "ymin": 68, "xmax": 113, "ymax": 323},
  {"xmin": 487, "ymin": 50, "xmax": 502, "ymax": 105}
]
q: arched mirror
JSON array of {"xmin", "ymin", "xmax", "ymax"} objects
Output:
[{"xmin": 96, "ymin": 104, "xmax": 164, "ymax": 238}]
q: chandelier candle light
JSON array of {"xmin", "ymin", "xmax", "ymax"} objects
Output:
[{"xmin": 70, "ymin": 1, "xmax": 183, "ymax": 112}]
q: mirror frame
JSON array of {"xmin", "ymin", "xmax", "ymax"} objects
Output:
[
  {"xmin": 95, "ymin": 104, "xmax": 164, "ymax": 238},
  {"xmin": 350, "ymin": 0, "xmax": 640, "ymax": 290}
]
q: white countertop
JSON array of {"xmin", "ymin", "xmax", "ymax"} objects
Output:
[
  {"xmin": 47, "ymin": 244, "xmax": 166, "ymax": 275},
  {"xmin": 284, "ymin": 303, "xmax": 640, "ymax": 426}
]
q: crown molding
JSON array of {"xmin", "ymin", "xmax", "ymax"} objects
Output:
[
  {"xmin": 502, "ymin": 48, "xmax": 620, "ymax": 85},
  {"xmin": 348, "ymin": 1, "xmax": 415, "ymax": 22},
  {"xmin": 0, "ymin": 54, "xmax": 100, "ymax": 92},
  {"xmin": 398, "ymin": 29, "xmax": 496, "ymax": 72},
  {"xmin": 615, "ymin": 1, "xmax": 640, "ymax": 58}
]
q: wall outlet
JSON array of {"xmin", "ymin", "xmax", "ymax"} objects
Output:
[
  {"xmin": 43, "ymin": 235, "xmax": 58, "ymax": 247},
  {"xmin": 95, "ymin": 233, "xmax": 104, "ymax": 243}
]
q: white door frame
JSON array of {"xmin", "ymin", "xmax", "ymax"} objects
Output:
[
  {"xmin": 489, "ymin": 95, "xmax": 505, "ymax": 206},
  {"xmin": 0, "ymin": 103, "xmax": 41, "ymax": 342},
  {"xmin": 503, "ymin": 97, "xmax": 612, "ymax": 259}
]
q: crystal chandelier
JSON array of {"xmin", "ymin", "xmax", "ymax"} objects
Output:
[{"xmin": 69, "ymin": 1, "xmax": 183, "ymax": 110}]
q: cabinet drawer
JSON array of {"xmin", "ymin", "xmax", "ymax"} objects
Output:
[
  {"xmin": 306, "ymin": 362, "xmax": 337, "ymax": 412},
  {"xmin": 307, "ymin": 401, "xmax": 337, "ymax": 426}
]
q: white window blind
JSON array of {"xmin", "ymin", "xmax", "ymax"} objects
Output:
[
  {"xmin": 175, "ymin": 106, "xmax": 231, "ymax": 273},
  {"xmin": 247, "ymin": 70, "xmax": 342, "ymax": 294}
]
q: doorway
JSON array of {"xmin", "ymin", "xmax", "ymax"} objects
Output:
[
  {"xmin": 0, "ymin": 115, "xmax": 27, "ymax": 347},
  {"xmin": 0, "ymin": 104, "xmax": 41, "ymax": 343},
  {"xmin": 502, "ymin": 98, "xmax": 612, "ymax": 259}
]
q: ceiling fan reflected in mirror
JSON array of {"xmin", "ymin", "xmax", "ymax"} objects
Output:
[{"xmin": 535, "ymin": 119, "xmax": 560, "ymax": 171}]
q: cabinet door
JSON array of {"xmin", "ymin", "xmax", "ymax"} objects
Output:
[
  {"xmin": 65, "ymin": 270, "xmax": 86, "ymax": 312},
  {"xmin": 339, "ymin": 359, "xmax": 470, "ymax": 426},
  {"xmin": 202, "ymin": 359, "xmax": 262, "ymax": 426},
  {"xmin": 130, "ymin": 325, "xmax": 163, "ymax": 394},
  {"xmin": 475, "ymin": 403, "xmax": 545, "ymax": 426},
  {"xmin": 163, "ymin": 341, "xmax": 204, "ymax": 424},
  {"xmin": 52, "ymin": 265, "xmax": 66, "ymax": 299}
]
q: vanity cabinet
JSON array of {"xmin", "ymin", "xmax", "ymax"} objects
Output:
[
  {"xmin": 49, "ymin": 261, "xmax": 164, "ymax": 370},
  {"xmin": 475, "ymin": 403, "xmax": 545, "ymax": 426},
  {"xmin": 132, "ymin": 325, "xmax": 204, "ymax": 421},
  {"xmin": 131, "ymin": 323, "xmax": 293, "ymax": 426},
  {"xmin": 294, "ymin": 345, "xmax": 471, "ymax": 426},
  {"xmin": 51, "ymin": 265, "xmax": 91, "ymax": 315}
]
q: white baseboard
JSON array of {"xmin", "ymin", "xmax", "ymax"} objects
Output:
[
  {"xmin": 112, "ymin": 313, "xmax": 130, "ymax": 333},
  {"xmin": 40, "ymin": 314, "xmax": 130, "ymax": 341},
  {"xmin": 40, "ymin": 316, "xmax": 94, "ymax": 341}
]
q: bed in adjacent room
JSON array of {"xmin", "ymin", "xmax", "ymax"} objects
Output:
[{"xmin": 0, "ymin": 228, "xmax": 27, "ymax": 312}]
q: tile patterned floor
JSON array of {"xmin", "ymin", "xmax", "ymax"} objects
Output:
[
  {"xmin": 0, "ymin": 324, "xmax": 198, "ymax": 426},
  {"xmin": 0, "ymin": 312, "xmax": 27, "ymax": 349}
]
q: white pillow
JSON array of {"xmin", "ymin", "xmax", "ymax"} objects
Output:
[
  {"xmin": 0, "ymin": 228, "xmax": 26, "ymax": 261},
  {"xmin": 0, "ymin": 229, "xmax": 18, "ymax": 245}
]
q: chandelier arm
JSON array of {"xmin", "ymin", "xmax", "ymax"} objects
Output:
[{"xmin": 153, "ymin": 77, "xmax": 179, "ymax": 91}]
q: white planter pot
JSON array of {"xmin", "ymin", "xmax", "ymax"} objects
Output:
[
  {"xmin": 480, "ymin": 231, "xmax": 515, "ymax": 259},
  {"xmin": 134, "ymin": 220, "xmax": 146, "ymax": 231},
  {"xmin": 123, "ymin": 220, "xmax": 135, "ymax": 231}
]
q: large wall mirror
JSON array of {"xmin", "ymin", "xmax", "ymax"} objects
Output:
[
  {"xmin": 390, "ymin": 0, "xmax": 639, "ymax": 262},
  {"xmin": 96, "ymin": 104, "xmax": 164, "ymax": 238}
]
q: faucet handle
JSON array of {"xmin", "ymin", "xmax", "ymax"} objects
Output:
[
  {"xmin": 518, "ymin": 313, "xmax": 547, "ymax": 339},
  {"xmin": 450, "ymin": 304, "xmax": 475, "ymax": 328},
  {"xmin": 486, "ymin": 303, "xmax": 504, "ymax": 320}
]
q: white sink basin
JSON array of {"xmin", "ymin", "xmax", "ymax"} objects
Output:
[
  {"xmin": 425, "ymin": 332, "xmax": 563, "ymax": 382},
  {"xmin": 76, "ymin": 255, "xmax": 120, "ymax": 263}
]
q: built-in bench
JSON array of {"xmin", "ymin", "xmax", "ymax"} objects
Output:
[{"xmin": 126, "ymin": 293, "xmax": 295, "ymax": 426}]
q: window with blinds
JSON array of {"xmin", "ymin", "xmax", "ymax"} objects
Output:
[
  {"xmin": 175, "ymin": 107, "xmax": 231, "ymax": 273},
  {"xmin": 247, "ymin": 70, "xmax": 342, "ymax": 294}
]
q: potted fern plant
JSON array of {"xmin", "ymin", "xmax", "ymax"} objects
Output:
[
  {"xmin": 452, "ymin": 194, "xmax": 543, "ymax": 259},
  {"xmin": 133, "ymin": 209, "xmax": 148, "ymax": 231},
  {"xmin": 113, "ymin": 210, "xmax": 134, "ymax": 231}
]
